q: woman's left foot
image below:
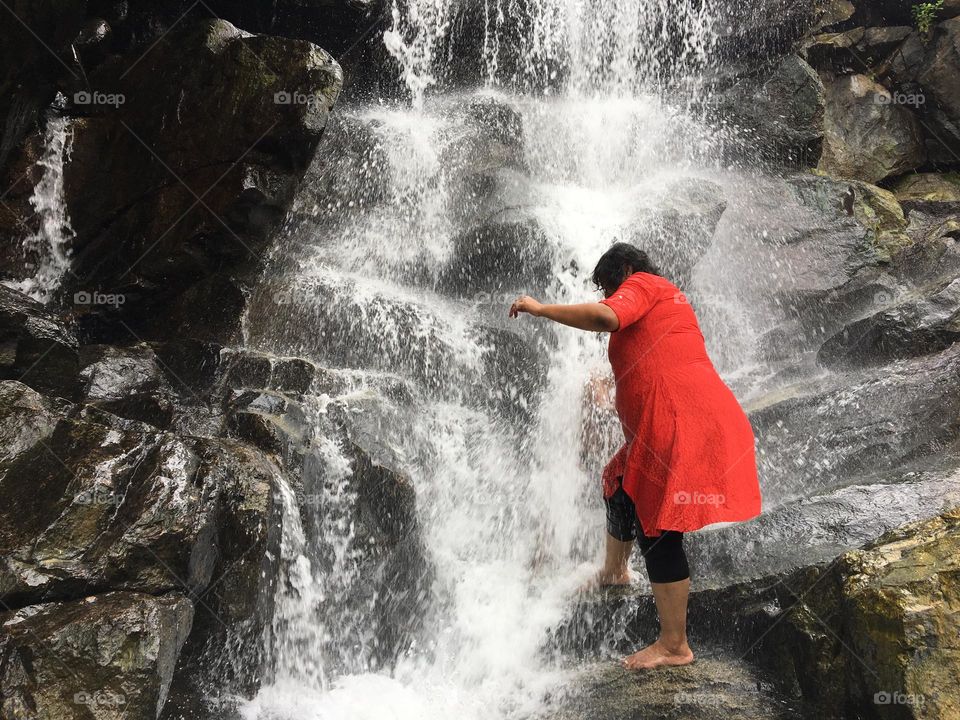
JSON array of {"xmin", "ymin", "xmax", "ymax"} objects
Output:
[{"xmin": 622, "ymin": 639, "xmax": 694, "ymax": 670}]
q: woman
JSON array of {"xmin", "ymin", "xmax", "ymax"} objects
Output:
[{"xmin": 509, "ymin": 242, "xmax": 761, "ymax": 670}]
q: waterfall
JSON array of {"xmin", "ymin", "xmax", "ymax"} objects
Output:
[
  {"xmin": 239, "ymin": 2, "xmax": 752, "ymax": 718},
  {"xmin": 3, "ymin": 116, "xmax": 76, "ymax": 304}
]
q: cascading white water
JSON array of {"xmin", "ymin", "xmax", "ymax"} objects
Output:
[
  {"xmin": 240, "ymin": 2, "xmax": 755, "ymax": 719},
  {"xmin": 3, "ymin": 116, "xmax": 76, "ymax": 303}
]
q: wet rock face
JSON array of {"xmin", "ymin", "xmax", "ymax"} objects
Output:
[
  {"xmin": 817, "ymin": 276, "xmax": 960, "ymax": 366},
  {"xmin": 630, "ymin": 178, "xmax": 727, "ymax": 288},
  {"xmin": 708, "ymin": 54, "xmax": 826, "ymax": 167},
  {"xmin": 559, "ymin": 509, "xmax": 960, "ymax": 720},
  {"xmin": 752, "ymin": 509, "xmax": 960, "ymax": 720},
  {"xmin": 56, "ymin": 18, "xmax": 342, "ymax": 342},
  {"xmin": 818, "ymin": 74, "xmax": 926, "ymax": 183},
  {"xmin": 0, "ymin": 286, "xmax": 78, "ymax": 400},
  {"xmin": 0, "ymin": 391, "xmax": 280, "ymax": 610},
  {"xmin": 0, "ymin": 592, "xmax": 193, "ymax": 720},
  {"xmin": 553, "ymin": 659, "xmax": 797, "ymax": 720},
  {"xmin": 1, "ymin": 18, "xmax": 343, "ymax": 344}
]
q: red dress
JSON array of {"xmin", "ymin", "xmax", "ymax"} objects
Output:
[{"xmin": 600, "ymin": 272, "xmax": 761, "ymax": 536}]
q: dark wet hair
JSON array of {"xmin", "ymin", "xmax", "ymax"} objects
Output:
[{"xmin": 591, "ymin": 242, "xmax": 660, "ymax": 296}]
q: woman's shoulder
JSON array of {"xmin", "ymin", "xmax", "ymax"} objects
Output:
[{"xmin": 625, "ymin": 272, "xmax": 680, "ymax": 296}]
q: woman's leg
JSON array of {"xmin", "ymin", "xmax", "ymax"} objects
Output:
[
  {"xmin": 586, "ymin": 484, "xmax": 636, "ymax": 587},
  {"xmin": 623, "ymin": 531, "xmax": 695, "ymax": 669},
  {"xmin": 597, "ymin": 532, "xmax": 633, "ymax": 585}
]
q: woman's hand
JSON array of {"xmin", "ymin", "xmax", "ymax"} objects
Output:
[{"xmin": 509, "ymin": 296, "xmax": 544, "ymax": 318}]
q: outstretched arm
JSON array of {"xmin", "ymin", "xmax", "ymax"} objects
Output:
[{"xmin": 509, "ymin": 296, "xmax": 619, "ymax": 332}]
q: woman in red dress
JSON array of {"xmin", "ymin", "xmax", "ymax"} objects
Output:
[{"xmin": 509, "ymin": 242, "xmax": 761, "ymax": 669}]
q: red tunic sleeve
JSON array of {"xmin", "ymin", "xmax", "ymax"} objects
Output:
[{"xmin": 600, "ymin": 273, "xmax": 659, "ymax": 331}]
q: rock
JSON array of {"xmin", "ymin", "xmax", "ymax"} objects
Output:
[
  {"xmin": 629, "ymin": 177, "xmax": 727, "ymax": 288},
  {"xmin": 0, "ymin": 285, "xmax": 78, "ymax": 399},
  {"xmin": 0, "ymin": 398, "xmax": 280, "ymax": 608},
  {"xmin": 161, "ymin": 440, "xmax": 283, "ymax": 706},
  {"xmin": 559, "ymin": 509, "xmax": 960, "ymax": 720},
  {"xmin": 0, "ymin": 381, "xmax": 68, "ymax": 466},
  {"xmin": 708, "ymin": 54, "xmax": 826, "ymax": 167},
  {"xmin": 551, "ymin": 658, "xmax": 796, "ymax": 720},
  {"xmin": 752, "ymin": 341, "xmax": 960, "ymax": 497},
  {"xmin": 817, "ymin": 276, "xmax": 960, "ymax": 366},
  {"xmin": 881, "ymin": 16, "xmax": 960, "ymax": 164},
  {"xmin": 78, "ymin": 343, "xmax": 179, "ymax": 428},
  {"xmin": 818, "ymin": 73, "xmax": 926, "ymax": 183},
  {"xmin": 712, "ymin": 1, "xmax": 853, "ymax": 68},
  {"xmin": 218, "ymin": 348, "xmax": 338, "ymax": 398},
  {"xmin": 203, "ymin": 0, "xmax": 389, "ymax": 57},
  {"xmin": 1, "ymin": 18, "xmax": 344, "ymax": 343},
  {"xmin": 441, "ymin": 212, "xmax": 556, "ymax": 296},
  {"xmin": 0, "ymin": 591, "xmax": 193, "ymax": 720},
  {"xmin": 892, "ymin": 172, "xmax": 960, "ymax": 214},
  {"xmin": 750, "ymin": 508, "xmax": 960, "ymax": 719},
  {"xmin": 803, "ymin": 26, "xmax": 914, "ymax": 72},
  {"xmin": 296, "ymin": 112, "xmax": 392, "ymax": 215}
]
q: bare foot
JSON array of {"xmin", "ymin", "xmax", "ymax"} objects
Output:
[
  {"xmin": 622, "ymin": 639, "xmax": 694, "ymax": 670},
  {"xmin": 579, "ymin": 568, "xmax": 633, "ymax": 592}
]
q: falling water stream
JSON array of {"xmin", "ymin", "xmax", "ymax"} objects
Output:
[
  {"xmin": 3, "ymin": 114, "xmax": 75, "ymax": 303},
  {"xmin": 236, "ymin": 1, "xmax": 959, "ymax": 718}
]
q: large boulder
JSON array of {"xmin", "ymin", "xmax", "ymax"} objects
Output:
[
  {"xmin": 818, "ymin": 73, "xmax": 926, "ymax": 183},
  {"xmin": 752, "ymin": 342, "xmax": 960, "ymax": 499},
  {"xmin": 0, "ymin": 382, "xmax": 280, "ymax": 609},
  {"xmin": 749, "ymin": 508, "xmax": 960, "ymax": 719},
  {"xmin": 0, "ymin": 592, "xmax": 193, "ymax": 720},
  {"xmin": 2, "ymin": 18, "xmax": 343, "ymax": 344}
]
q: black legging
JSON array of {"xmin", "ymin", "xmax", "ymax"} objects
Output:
[{"xmin": 605, "ymin": 482, "xmax": 691, "ymax": 584}]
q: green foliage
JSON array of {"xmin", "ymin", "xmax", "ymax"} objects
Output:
[{"xmin": 912, "ymin": 0, "xmax": 944, "ymax": 38}]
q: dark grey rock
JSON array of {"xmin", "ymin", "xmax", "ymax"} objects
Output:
[
  {"xmin": 0, "ymin": 285, "xmax": 78, "ymax": 399},
  {"xmin": 817, "ymin": 276, "xmax": 960, "ymax": 366},
  {"xmin": 441, "ymin": 212, "xmax": 556, "ymax": 296},
  {"xmin": 0, "ymin": 591, "xmax": 193, "ymax": 720},
  {"xmin": 708, "ymin": 54, "xmax": 826, "ymax": 167}
]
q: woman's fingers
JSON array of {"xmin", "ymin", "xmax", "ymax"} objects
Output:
[{"xmin": 509, "ymin": 296, "xmax": 540, "ymax": 318}]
